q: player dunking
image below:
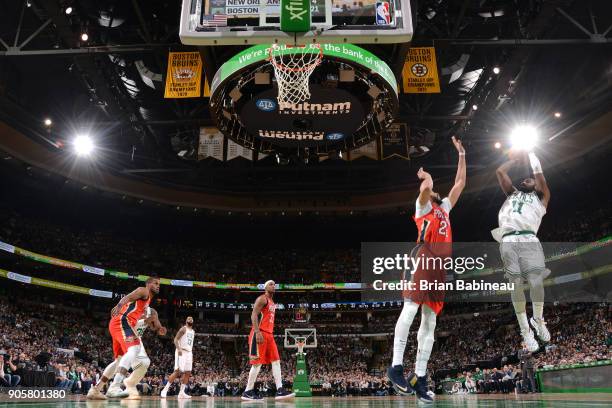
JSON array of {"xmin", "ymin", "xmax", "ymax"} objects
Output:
[
  {"xmin": 160, "ymin": 316, "xmax": 196, "ymax": 399},
  {"xmin": 242, "ymin": 280, "xmax": 295, "ymax": 401},
  {"xmin": 88, "ymin": 306, "xmax": 166, "ymax": 399},
  {"xmin": 494, "ymin": 151, "xmax": 551, "ymax": 351},
  {"xmin": 104, "ymin": 276, "xmax": 160, "ymax": 397},
  {"xmin": 387, "ymin": 137, "xmax": 466, "ymax": 403}
]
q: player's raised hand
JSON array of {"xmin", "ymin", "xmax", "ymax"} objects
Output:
[
  {"xmin": 417, "ymin": 167, "xmax": 431, "ymax": 180},
  {"xmin": 452, "ymin": 136, "xmax": 465, "ymax": 154}
]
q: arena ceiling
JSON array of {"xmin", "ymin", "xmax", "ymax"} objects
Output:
[{"xmin": 0, "ymin": 0, "xmax": 611, "ymax": 210}]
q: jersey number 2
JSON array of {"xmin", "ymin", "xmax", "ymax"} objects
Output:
[{"xmin": 438, "ymin": 221, "xmax": 448, "ymax": 236}]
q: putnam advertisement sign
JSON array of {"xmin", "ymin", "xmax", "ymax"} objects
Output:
[
  {"xmin": 164, "ymin": 52, "xmax": 203, "ymax": 98},
  {"xmin": 402, "ymin": 47, "xmax": 440, "ymax": 94}
]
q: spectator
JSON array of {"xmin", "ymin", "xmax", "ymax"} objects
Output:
[{"xmin": 1, "ymin": 353, "xmax": 21, "ymax": 387}]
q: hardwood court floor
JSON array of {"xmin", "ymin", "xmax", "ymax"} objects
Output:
[{"xmin": 1, "ymin": 394, "xmax": 611, "ymax": 408}]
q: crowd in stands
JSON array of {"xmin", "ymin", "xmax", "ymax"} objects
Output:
[
  {"xmin": 1, "ymin": 295, "xmax": 609, "ymax": 396},
  {"xmin": 1, "ymin": 200, "xmax": 610, "ymax": 286}
]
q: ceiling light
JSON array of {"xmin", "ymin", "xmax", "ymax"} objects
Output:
[
  {"xmin": 510, "ymin": 125, "xmax": 538, "ymax": 151},
  {"xmin": 73, "ymin": 135, "xmax": 94, "ymax": 156}
]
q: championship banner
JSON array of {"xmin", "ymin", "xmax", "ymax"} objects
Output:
[
  {"xmin": 381, "ymin": 123, "xmax": 410, "ymax": 159},
  {"xmin": 402, "ymin": 47, "xmax": 441, "ymax": 94},
  {"xmin": 164, "ymin": 52, "xmax": 202, "ymax": 98},
  {"xmin": 227, "ymin": 139, "xmax": 253, "ymax": 161},
  {"xmin": 349, "ymin": 140, "xmax": 378, "ymax": 160},
  {"xmin": 198, "ymin": 127, "xmax": 224, "ymax": 160}
]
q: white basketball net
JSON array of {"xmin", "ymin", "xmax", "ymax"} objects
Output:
[
  {"xmin": 269, "ymin": 44, "xmax": 323, "ymax": 107},
  {"xmin": 296, "ymin": 337, "xmax": 307, "ymax": 354}
]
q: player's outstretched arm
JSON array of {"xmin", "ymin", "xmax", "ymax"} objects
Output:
[
  {"xmin": 496, "ymin": 159, "xmax": 517, "ymax": 196},
  {"xmin": 251, "ymin": 295, "xmax": 267, "ymax": 343},
  {"xmin": 111, "ymin": 287, "xmax": 148, "ymax": 317},
  {"xmin": 417, "ymin": 167, "xmax": 433, "ymax": 206},
  {"xmin": 528, "ymin": 152, "xmax": 550, "ymax": 208},
  {"xmin": 447, "ymin": 136, "xmax": 466, "ymax": 207}
]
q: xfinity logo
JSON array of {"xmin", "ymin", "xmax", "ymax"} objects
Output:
[
  {"xmin": 285, "ymin": 0, "xmax": 308, "ymax": 21},
  {"xmin": 326, "ymin": 133, "xmax": 345, "ymax": 141},
  {"xmin": 258, "ymin": 130, "xmax": 324, "ymax": 141},
  {"xmin": 279, "ymin": 101, "xmax": 351, "ymax": 115},
  {"xmin": 256, "ymin": 99, "xmax": 277, "ymax": 112}
]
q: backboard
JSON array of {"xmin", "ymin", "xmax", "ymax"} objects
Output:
[{"xmin": 180, "ymin": 0, "xmax": 413, "ymax": 45}]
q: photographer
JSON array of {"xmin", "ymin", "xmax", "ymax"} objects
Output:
[{"xmin": 1, "ymin": 353, "xmax": 21, "ymax": 387}]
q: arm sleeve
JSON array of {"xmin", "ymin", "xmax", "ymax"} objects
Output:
[
  {"xmin": 441, "ymin": 197, "xmax": 452, "ymax": 213},
  {"xmin": 415, "ymin": 200, "xmax": 432, "ymax": 218}
]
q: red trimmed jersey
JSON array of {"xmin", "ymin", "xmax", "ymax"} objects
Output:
[
  {"xmin": 257, "ymin": 296, "xmax": 276, "ymax": 334},
  {"xmin": 115, "ymin": 295, "xmax": 151, "ymax": 327},
  {"xmin": 414, "ymin": 198, "xmax": 453, "ymax": 243}
]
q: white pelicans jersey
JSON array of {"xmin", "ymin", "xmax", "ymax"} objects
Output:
[{"xmin": 498, "ymin": 190, "xmax": 546, "ymax": 237}]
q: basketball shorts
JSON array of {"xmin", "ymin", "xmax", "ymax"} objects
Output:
[
  {"xmin": 109, "ymin": 316, "xmax": 141, "ymax": 359},
  {"xmin": 403, "ymin": 244, "xmax": 448, "ymax": 315},
  {"xmin": 136, "ymin": 342, "xmax": 148, "ymax": 359},
  {"xmin": 500, "ymin": 234, "xmax": 550, "ymax": 282},
  {"xmin": 248, "ymin": 330, "xmax": 279, "ymax": 365},
  {"xmin": 174, "ymin": 350, "xmax": 193, "ymax": 372}
]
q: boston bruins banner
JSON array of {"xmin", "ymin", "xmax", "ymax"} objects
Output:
[
  {"xmin": 381, "ymin": 123, "xmax": 410, "ymax": 160},
  {"xmin": 198, "ymin": 127, "xmax": 224, "ymax": 161},
  {"xmin": 164, "ymin": 52, "xmax": 202, "ymax": 98},
  {"xmin": 402, "ymin": 47, "xmax": 441, "ymax": 94}
]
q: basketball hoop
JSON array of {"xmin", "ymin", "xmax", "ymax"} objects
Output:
[{"xmin": 268, "ymin": 44, "xmax": 323, "ymax": 106}]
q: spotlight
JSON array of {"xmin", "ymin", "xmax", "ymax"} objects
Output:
[
  {"xmin": 494, "ymin": 142, "xmax": 501, "ymax": 149},
  {"xmin": 73, "ymin": 135, "xmax": 94, "ymax": 156},
  {"xmin": 44, "ymin": 118, "xmax": 52, "ymax": 126},
  {"xmin": 493, "ymin": 67, "xmax": 500, "ymax": 74},
  {"xmin": 81, "ymin": 32, "xmax": 89, "ymax": 42},
  {"xmin": 509, "ymin": 125, "xmax": 538, "ymax": 151},
  {"xmin": 472, "ymin": 104, "xmax": 478, "ymax": 111},
  {"xmin": 554, "ymin": 112, "xmax": 562, "ymax": 118},
  {"xmin": 65, "ymin": 6, "xmax": 73, "ymax": 15}
]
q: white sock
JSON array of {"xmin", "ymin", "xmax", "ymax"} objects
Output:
[
  {"xmin": 180, "ymin": 384, "xmax": 186, "ymax": 393},
  {"xmin": 392, "ymin": 301, "xmax": 419, "ymax": 367},
  {"xmin": 246, "ymin": 365, "xmax": 261, "ymax": 391},
  {"xmin": 163, "ymin": 381, "xmax": 171, "ymax": 391},
  {"xmin": 111, "ymin": 372, "xmax": 125, "ymax": 387},
  {"xmin": 96, "ymin": 359, "xmax": 119, "ymax": 390},
  {"xmin": 271, "ymin": 361, "xmax": 283, "ymax": 389},
  {"xmin": 516, "ymin": 311, "xmax": 530, "ymax": 332},
  {"xmin": 532, "ymin": 302, "xmax": 544, "ymax": 321},
  {"xmin": 415, "ymin": 307, "xmax": 436, "ymax": 377}
]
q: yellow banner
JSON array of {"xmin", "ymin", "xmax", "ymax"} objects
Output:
[
  {"xmin": 402, "ymin": 47, "xmax": 441, "ymax": 94},
  {"xmin": 164, "ymin": 52, "xmax": 202, "ymax": 98}
]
